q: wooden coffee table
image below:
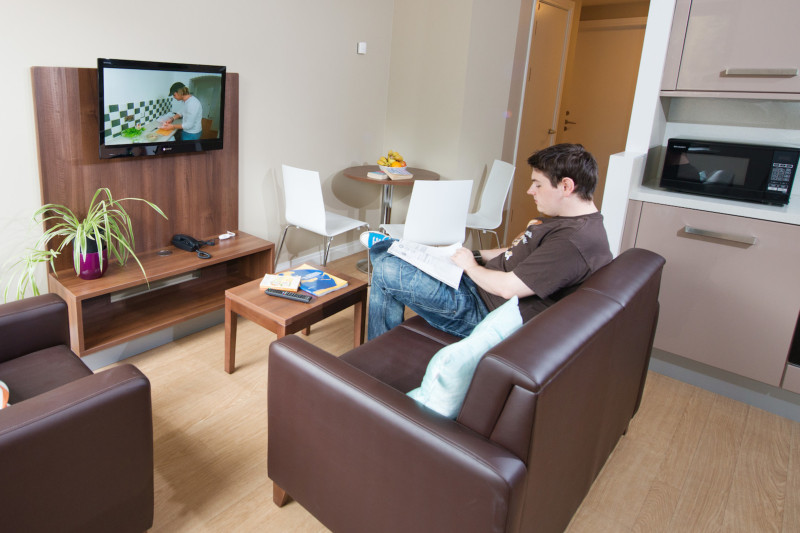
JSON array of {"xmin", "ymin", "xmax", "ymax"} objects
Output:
[{"xmin": 224, "ymin": 267, "xmax": 367, "ymax": 373}]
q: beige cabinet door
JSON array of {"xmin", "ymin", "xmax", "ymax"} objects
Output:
[
  {"xmin": 673, "ymin": 0, "xmax": 800, "ymax": 93},
  {"xmin": 635, "ymin": 203, "xmax": 800, "ymax": 386}
]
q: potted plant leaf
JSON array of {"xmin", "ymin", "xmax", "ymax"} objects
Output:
[{"xmin": 4, "ymin": 187, "xmax": 167, "ymax": 301}]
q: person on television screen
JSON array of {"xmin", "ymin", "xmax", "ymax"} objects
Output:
[{"xmin": 163, "ymin": 82, "xmax": 203, "ymax": 140}]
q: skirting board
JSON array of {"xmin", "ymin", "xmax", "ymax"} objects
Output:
[{"xmin": 649, "ymin": 348, "xmax": 800, "ymax": 423}]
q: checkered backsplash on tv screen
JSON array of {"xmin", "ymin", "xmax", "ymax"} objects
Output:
[{"xmin": 102, "ymin": 98, "xmax": 173, "ymax": 139}]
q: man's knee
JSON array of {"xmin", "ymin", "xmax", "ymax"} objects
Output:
[{"xmin": 369, "ymin": 239, "xmax": 395, "ymax": 270}]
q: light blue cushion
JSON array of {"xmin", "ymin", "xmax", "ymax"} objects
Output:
[{"xmin": 407, "ymin": 296, "xmax": 523, "ymax": 418}]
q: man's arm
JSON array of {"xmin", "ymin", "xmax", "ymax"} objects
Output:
[{"xmin": 451, "ymin": 248, "xmax": 534, "ymax": 299}]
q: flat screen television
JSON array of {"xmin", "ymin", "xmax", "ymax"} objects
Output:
[{"xmin": 97, "ymin": 58, "xmax": 226, "ymax": 159}]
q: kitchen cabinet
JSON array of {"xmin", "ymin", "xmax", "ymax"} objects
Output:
[
  {"xmin": 630, "ymin": 202, "xmax": 800, "ymax": 386},
  {"xmin": 661, "ymin": 0, "xmax": 800, "ymax": 96}
]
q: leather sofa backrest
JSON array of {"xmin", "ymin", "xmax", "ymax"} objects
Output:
[
  {"xmin": 0, "ymin": 294, "xmax": 70, "ymax": 364},
  {"xmin": 456, "ymin": 248, "xmax": 665, "ymax": 533}
]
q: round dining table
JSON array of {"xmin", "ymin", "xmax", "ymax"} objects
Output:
[{"xmin": 343, "ymin": 165, "xmax": 440, "ymax": 226}]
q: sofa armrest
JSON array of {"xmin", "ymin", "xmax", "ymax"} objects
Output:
[
  {"xmin": 268, "ymin": 335, "xmax": 526, "ymax": 533},
  {"xmin": 0, "ymin": 364, "xmax": 154, "ymax": 533},
  {"xmin": 0, "ymin": 294, "xmax": 70, "ymax": 364}
]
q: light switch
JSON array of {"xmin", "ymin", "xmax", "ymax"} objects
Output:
[{"xmin": 357, "ymin": 42, "xmax": 367, "ymax": 55}]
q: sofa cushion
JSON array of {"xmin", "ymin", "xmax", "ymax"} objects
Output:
[
  {"xmin": 340, "ymin": 316, "xmax": 455, "ymax": 392},
  {"xmin": 407, "ymin": 297, "xmax": 523, "ymax": 418},
  {"xmin": 0, "ymin": 345, "xmax": 92, "ymax": 403}
]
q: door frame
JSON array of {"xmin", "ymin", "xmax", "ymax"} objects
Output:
[{"xmin": 501, "ymin": 0, "xmax": 575, "ymax": 244}]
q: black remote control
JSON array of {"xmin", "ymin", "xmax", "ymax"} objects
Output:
[{"xmin": 265, "ymin": 288, "xmax": 312, "ymax": 303}]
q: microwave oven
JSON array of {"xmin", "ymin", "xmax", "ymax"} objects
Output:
[{"xmin": 659, "ymin": 138, "xmax": 800, "ymax": 206}]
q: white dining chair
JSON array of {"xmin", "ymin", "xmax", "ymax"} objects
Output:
[
  {"xmin": 380, "ymin": 180, "xmax": 473, "ymax": 245},
  {"xmin": 466, "ymin": 160, "xmax": 515, "ymax": 249},
  {"xmin": 275, "ymin": 165, "xmax": 369, "ymax": 269}
]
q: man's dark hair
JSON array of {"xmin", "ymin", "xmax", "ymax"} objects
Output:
[{"xmin": 527, "ymin": 143, "xmax": 598, "ymax": 201}]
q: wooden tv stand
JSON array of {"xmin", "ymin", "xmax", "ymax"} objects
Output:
[{"xmin": 48, "ymin": 232, "xmax": 274, "ymax": 357}]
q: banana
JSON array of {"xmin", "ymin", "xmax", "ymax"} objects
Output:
[{"xmin": 379, "ymin": 151, "xmax": 404, "ymax": 166}]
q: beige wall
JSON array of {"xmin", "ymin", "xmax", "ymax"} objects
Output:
[
  {"xmin": 0, "ymin": 0, "xmax": 523, "ymax": 289},
  {"xmin": 384, "ymin": 0, "xmax": 521, "ymax": 226}
]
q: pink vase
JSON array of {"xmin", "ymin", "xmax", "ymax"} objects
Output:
[{"xmin": 78, "ymin": 249, "xmax": 109, "ymax": 280}]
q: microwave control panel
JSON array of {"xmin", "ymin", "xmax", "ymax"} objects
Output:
[{"xmin": 767, "ymin": 151, "xmax": 798, "ymax": 195}]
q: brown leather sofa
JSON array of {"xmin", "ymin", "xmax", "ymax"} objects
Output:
[
  {"xmin": 0, "ymin": 294, "xmax": 154, "ymax": 533},
  {"xmin": 268, "ymin": 247, "xmax": 665, "ymax": 533}
]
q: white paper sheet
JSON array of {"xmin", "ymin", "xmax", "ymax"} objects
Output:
[{"xmin": 387, "ymin": 240, "xmax": 464, "ymax": 289}]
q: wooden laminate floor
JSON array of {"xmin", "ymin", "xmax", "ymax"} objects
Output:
[{"xmin": 116, "ymin": 253, "xmax": 800, "ymax": 532}]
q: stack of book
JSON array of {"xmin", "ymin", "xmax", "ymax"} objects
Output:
[{"xmin": 367, "ymin": 166, "xmax": 414, "ymax": 180}]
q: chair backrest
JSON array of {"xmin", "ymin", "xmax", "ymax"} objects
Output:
[
  {"xmin": 471, "ymin": 160, "xmax": 515, "ymax": 228},
  {"xmin": 281, "ymin": 165, "xmax": 327, "ymax": 235},
  {"xmin": 403, "ymin": 180, "xmax": 473, "ymax": 245}
]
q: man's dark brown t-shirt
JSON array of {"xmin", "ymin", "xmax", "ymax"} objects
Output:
[{"xmin": 476, "ymin": 212, "xmax": 612, "ymax": 322}]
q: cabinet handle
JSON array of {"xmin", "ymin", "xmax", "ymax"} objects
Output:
[
  {"xmin": 683, "ymin": 225, "xmax": 757, "ymax": 246},
  {"xmin": 722, "ymin": 67, "xmax": 798, "ymax": 78}
]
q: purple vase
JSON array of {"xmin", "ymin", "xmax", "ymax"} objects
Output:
[{"xmin": 78, "ymin": 249, "xmax": 109, "ymax": 280}]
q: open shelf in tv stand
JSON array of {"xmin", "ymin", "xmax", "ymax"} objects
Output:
[{"xmin": 47, "ymin": 232, "xmax": 274, "ymax": 357}]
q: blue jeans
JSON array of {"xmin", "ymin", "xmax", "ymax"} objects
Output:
[{"xmin": 368, "ymin": 240, "xmax": 489, "ymax": 340}]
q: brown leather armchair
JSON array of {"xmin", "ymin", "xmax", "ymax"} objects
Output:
[
  {"xmin": 0, "ymin": 294, "xmax": 154, "ymax": 533},
  {"xmin": 268, "ymin": 248, "xmax": 665, "ymax": 533}
]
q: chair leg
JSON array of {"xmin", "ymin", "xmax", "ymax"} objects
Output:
[
  {"xmin": 322, "ymin": 236, "xmax": 334, "ymax": 266},
  {"xmin": 275, "ymin": 225, "xmax": 292, "ymax": 270},
  {"xmin": 488, "ymin": 229, "xmax": 500, "ymax": 249},
  {"xmin": 273, "ymin": 484, "xmax": 291, "ymax": 507}
]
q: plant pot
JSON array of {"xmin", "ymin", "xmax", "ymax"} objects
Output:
[{"xmin": 78, "ymin": 249, "xmax": 108, "ymax": 280}]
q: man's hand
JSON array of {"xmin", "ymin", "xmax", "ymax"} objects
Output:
[
  {"xmin": 452, "ymin": 247, "xmax": 534, "ymax": 299},
  {"xmin": 451, "ymin": 247, "xmax": 479, "ymax": 272}
]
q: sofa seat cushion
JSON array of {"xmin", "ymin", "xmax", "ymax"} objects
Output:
[
  {"xmin": 340, "ymin": 316, "xmax": 457, "ymax": 393},
  {"xmin": 0, "ymin": 346, "xmax": 92, "ymax": 403}
]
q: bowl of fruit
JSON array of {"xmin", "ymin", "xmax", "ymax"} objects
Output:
[
  {"xmin": 377, "ymin": 150, "xmax": 406, "ymax": 168},
  {"xmin": 377, "ymin": 151, "xmax": 413, "ymax": 179}
]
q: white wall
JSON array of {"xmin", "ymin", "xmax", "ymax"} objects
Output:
[
  {"xmin": 0, "ymin": 0, "xmax": 523, "ymax": 288},
  {"xmin": 601, "ymin": 0, "xmax": 676, "ymax": 254}
]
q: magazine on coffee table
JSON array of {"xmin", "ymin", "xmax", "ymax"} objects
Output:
[
  {"xmin": 278, "ymin": 264, "xmax": 349, "ymax": 297},
  {"xmin": 387, "ymin": 240, "xmax": 463, "ymax": 289}
]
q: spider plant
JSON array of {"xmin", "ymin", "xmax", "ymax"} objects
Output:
[{"xmin": 4, "ymin": 187, "xmax": 167, "ymax": 301}]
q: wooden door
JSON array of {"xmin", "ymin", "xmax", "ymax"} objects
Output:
[
  {"xmin": 508, "ymin": 0, "xmax": 574, "ymax": 240},
  {"xmin": 556, "ymin": 17, "xmax": 646, "ymax": 211}
]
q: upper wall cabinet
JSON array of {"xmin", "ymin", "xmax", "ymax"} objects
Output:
[{"xmin": 661, "ymin": 0, "xmax": 800, "ymax": 97}]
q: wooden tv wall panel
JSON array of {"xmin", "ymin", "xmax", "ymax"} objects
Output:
[
  {"xmin": 32, "ymin": 66, "xmax": 240, "ymax": 268},
  {"xmin": 31, "ymin": 67, "xmax": 274, "ymax": 356}
]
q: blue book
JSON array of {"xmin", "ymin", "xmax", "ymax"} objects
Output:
[{"xmin": 280, "ymin": 264, "xmax": 348, "ymax": 297}]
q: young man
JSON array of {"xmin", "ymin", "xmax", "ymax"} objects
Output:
[{"xmin": 366, "ymin": 143, "xmax": 613, "ymax": 340}]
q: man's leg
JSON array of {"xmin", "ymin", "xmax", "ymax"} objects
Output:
[
  {"xmin": 368, "ymin": 240, "xmax": 489, "ymax": 340},
  {"xmin": 367, "ymin": 240, "xmax": 412, "ymax": 340}
]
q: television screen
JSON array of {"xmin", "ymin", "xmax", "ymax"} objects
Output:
[{"xmin": 97, "ymin": 58, "xmax": 226, "ymax": 159}]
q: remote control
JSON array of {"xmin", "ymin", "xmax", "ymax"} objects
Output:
[{"xmin": 265, "ymin": 288, "xmax": 312, "ymax": 303}]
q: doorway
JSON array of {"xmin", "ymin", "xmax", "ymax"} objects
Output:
[
  {"xmin": 506, "ymin": 0, "xmax": 649, "ymax": 243},
  {"xmin": 508, "ymin": 0, "xmax": 575, "ymax": 240},
  {"xmin": 556, "ymin": 16, "xmax": 647, "ymax": 210}
]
